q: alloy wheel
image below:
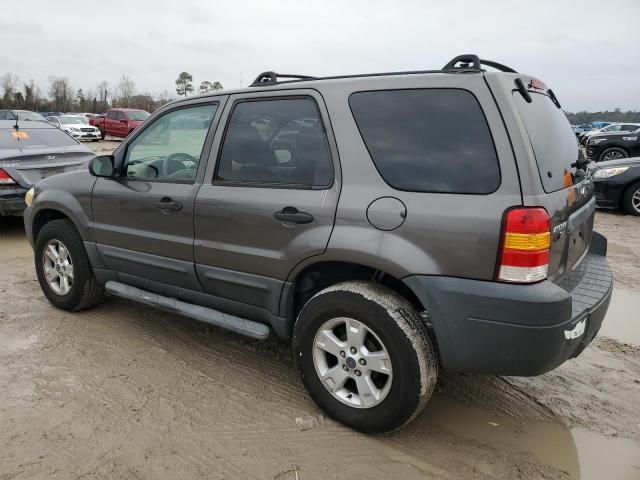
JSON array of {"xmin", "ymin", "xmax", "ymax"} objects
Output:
[
  {"xmin": 42, "ymin": 239, "xmax": 74, "ymax": 296},
  {"xmin": 313, "ymin": 317, "xmax": 393, "ymax": 408}
]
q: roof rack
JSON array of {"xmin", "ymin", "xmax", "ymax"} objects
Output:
[
  {"xmin": 248, "ymin": 54, "xmax": 517, "ymax": 88},
  {"xmin": 250, "ymin": 71, "xmax": 315, "ymax": 87},
  {"xmin": 442, "ymin": 54, "xmax": 517, "ymax": 73}
]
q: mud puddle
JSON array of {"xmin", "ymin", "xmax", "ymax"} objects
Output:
[
  {"xmin": 425, "ymin": 395, "xmax": 640, "ymax": 480},
  {"xmin": 600, "ymin": 288, "xmax": 640, "ymax": 346}
]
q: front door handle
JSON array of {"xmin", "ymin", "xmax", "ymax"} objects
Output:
[
  {"xmin": 155, "ymin": 197, "xmax": 183, "ymax": 213},
  {"xmin": 274, "ymin": 207, "xmax": 314, "ymax": 224}
]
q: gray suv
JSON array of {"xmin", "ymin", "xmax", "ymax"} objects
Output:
[{"xmin": 23, "ymin": 55, "xmax": 612, "ymax": 433}]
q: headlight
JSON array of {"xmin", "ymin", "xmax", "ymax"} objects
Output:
[
  {"xmin": 70, "ymin": 127, "xmax": 80, "ymax": 132},
  {"xmin": 25, "ymin": 187, "xmax": 35, "ymax": 207},
  {"xmin": 590, "ymin": 138, "xmax": 607, "ymax": 144},
  {"xmin": 592, "ymin": 167, "xmax": 629, "ymax": 179}
]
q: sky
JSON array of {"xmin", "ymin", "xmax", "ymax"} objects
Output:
[{"xmin": 1, "ymin": 0, "xmax": 639, "ymax": 112}]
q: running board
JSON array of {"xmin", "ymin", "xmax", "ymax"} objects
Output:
[{"xmin": 105, "ymin": 281, "xmax": 270, "ymax": 340}]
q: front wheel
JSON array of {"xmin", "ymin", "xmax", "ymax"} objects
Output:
[
  {"xmin": 293, "ymin": 281, "xmax": 438, "ymax": 433},
  {"xmin": 622, "ymin": 181, "xmax": 640, "ymax": 216},
  {"xmin": 35, "ymin": 219, "xmax": 104, "ymax": 311},
  {"xmin": 599, "ymin": 147, "xmax": 628, "ymax": 162}
]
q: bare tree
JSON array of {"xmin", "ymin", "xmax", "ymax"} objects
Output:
[
  {"xmin": 23, "ymin": 79, "xmax": 41, "ymax": 110},
  {"xmin": 48, "ymin": 76, "xmax": 73, "ymax": 112},
  {"xmin": 1, "ymin": 73, "xmax": 20, "ymax": 107},
  {"xmin": 116, "ymin": 75, "xmax": 135, "ymax": 107},
  {"xmin": 97, "ymin": 81, "xmax": 110, "ymax": 112}
]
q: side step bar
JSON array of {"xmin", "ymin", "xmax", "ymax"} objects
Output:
[{"xmin": 105, "ymin": 281, "xmax": 270, "ymax": 340}]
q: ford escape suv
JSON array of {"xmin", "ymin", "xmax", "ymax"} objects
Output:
[{"xmin": 23, "ymin": 55, "xmax": 612, "ymax": 433}]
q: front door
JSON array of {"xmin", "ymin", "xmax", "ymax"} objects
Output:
[
  {"xmin": 194, "ymin": 92, "xmax": 340, "ymax": 314},
  {"xmin": 92, "ymin": 101, "xmax": 221, "ymax": 290}
]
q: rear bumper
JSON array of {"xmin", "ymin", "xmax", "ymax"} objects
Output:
[
  {"xmin": 403, "ymin": 232, "xmax": 612, "ymax": 376},
  {"xmin": 0, "ymin": 189, "xmax": 27, "ymax": 216}
]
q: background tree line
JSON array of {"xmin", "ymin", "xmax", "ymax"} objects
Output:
[
  {"xmin": 0, "ymin": 71, "xmax": 223, "ymax": 114},
  {"xmin": 565, "ymin": 109, "xmax": 640, "ymax": 125}
]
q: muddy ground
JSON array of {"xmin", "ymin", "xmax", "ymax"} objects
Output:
[{"xmin": 1, "ymin": 143, "xmax": 639, "ymax": 479}]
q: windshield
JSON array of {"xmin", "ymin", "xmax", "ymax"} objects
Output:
[
  {"xmin": 59, "ymin": 116, "xmax": 86, "ymax": 125},
  {"xmin": 128, "ymin": 111, "xmax": 150, "ymax": 121},
  {"xmin": 0, "ymin": 128, "xmax": 79, "ymax": 149},
  {"xmin": 16, "ymin": 111, "xmax": 46, "ymax": 122},
  {"xmin": 513, "ymin": 91, "xmax": 580, "ymax": 193}
]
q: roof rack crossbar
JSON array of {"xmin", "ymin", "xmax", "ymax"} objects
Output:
[
  {"xmin": 250, "ymin": 71, "xmax": 316, "ymax": 87},
  {"xmin": 442, "ymin": 54, "xmax": 518, "ymax": 73}
]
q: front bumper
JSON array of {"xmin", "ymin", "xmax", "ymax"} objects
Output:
[
  {"xmin": 0, "ymin": 188, "xmax": 28, "ymax": 216},
  {"xmin": 403, "ymin": 232, "xmax": 612, "ymax": 376},
  {"xmin": 593, "ymin": 178, "xmax": 625, "ymax": 208},
  {"xmin": 70, "ymin": 131, "xmax": 101, "ymax": 140}
]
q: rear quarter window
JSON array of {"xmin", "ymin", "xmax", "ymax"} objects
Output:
[
  {"xmin": 513, "ymin": 92, "xmax": 579, "ymax": 193},
  {"xmin": 349, "ymin": 89, "xmax": 500, "ymax": 194}
]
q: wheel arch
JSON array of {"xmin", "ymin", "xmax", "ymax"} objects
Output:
[{"xmin": 283, "ymin": 260, "xmax": 426, "ymax": 330}]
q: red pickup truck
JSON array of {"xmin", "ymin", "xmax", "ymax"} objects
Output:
[{"xmin": 90, "ymin": 108, "xmax": 150, "ymax": 139}]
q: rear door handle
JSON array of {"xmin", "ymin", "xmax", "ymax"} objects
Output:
[
  {"xmin": 274, "ymin": 207, "xmax": 314, "ymax": 224},
  {"xmin": 155, "ymin": 197, "xmax": 183, "ymax": 212}
]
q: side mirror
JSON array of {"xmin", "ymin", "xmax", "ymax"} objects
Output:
[{"xmin": 89, "ymin": 155, "xmax": 115, "ymax": 178}]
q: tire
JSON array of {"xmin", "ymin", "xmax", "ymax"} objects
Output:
[
  {"xmin": 92, "ymin": 139, "xmax": 99, "ymax": 143},
  {"xmin": 100, "ymin": 129, "xmax": 105, "ymax": 140},
  {"xmin": 293, "ymin": 281, "xmax": 438, "ymax": 433},
  {"xmin": 35, "ymin": 219, "xmax": 104, "ymax": 311},
  {"xmin": 622, "ymin": 181, "xmax": 640, "ymax": 216},
  {"xmin": 598, "ymin": 147, "xmax": 628, "ymax": 163}
]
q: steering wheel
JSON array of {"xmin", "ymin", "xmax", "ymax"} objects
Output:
[{"xmin": 162, "ymin": 152, "xmax": 197, "ymax": 177}]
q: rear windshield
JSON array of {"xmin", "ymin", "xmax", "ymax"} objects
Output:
[
  {"xmin": 0, "ymin": 128, "xmax": 79, "ymax": 149},
  {"xmin": 513, "ymin": 92, "xmax": 579, "ymax": 193},
  {"xmin": 349, "ymin": 89, "xmax": 500, "ymax": 194}
]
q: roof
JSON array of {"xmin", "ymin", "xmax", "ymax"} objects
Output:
[
  {"xmin": 0, "ymin": 119, "xmax": 56, "ymax": 130},
  {"xmin": 171, "ymin": 54, "xmax": 520, "ymax": 103}
]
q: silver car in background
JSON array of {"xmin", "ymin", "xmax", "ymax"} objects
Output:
[{"xmin": 0, "ymin": 120, "xmax": 94, "ymax": 216}]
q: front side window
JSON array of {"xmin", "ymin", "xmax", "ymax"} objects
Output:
[
  {"xmin": 216, "ymin": 98, "xmax": 332, "ymax": 188},
  {"xmin": 106, "ymin": 111, "xmax": 117, "ymax": 120},
  {"xmin": 123, "ymin": 104, "xmax": 217, "ymax": 182},
  {"xmin": 350, "ymin": 89, "xmax": 500, "ymax": 194}
]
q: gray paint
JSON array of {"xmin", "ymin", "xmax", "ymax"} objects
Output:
[
  {"xmin": 24, "ymin": 68, "xmax": 604, "ymax": 348},
  {"xmin": 366, "ymin": 197, "xmax": 406, "ymax": 231}
]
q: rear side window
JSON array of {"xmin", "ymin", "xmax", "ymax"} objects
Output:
[
  {"xmin": 216, "ymin": 98, "xmax": 332, "ymax": 188},
  {"xmin": 349, "ymin": 89, "xmax": 500, "ymax": 194},
  {"xmin": 0, "ymin": 128, "xmax": 78, "ymax": 149},
  {"xmin": 513, "ymin": 92, "xmax": 579, "ymax": 193}
]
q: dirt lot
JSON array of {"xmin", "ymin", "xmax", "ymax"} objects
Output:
[{"xmin": 1, "ymin": 144, "xmax": 639, "ymax": 479}]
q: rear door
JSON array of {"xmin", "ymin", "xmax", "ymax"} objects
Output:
[
  {"xmin": 511, "ymin": 84, "xmax": 595, "ymax": 281},
  {"xmin": 92, "ymin": 101, "xmax": 221, "ymax": 289},
  {"xmin": 194, "ymin": 90, "xmax": 339, "ymax": 313}
]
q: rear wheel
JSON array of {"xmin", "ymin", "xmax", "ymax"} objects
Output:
[
  {"xmin": 293, "ymin": 281, "xmax": 438, "ymax": 433},
  {"xmin": 599, "ymin": 147, "xmax": 628, "ymax": 162},
  {"xmin": 100, "ymin": 128, "xmax": 105, "ymax": 140},
  {"xmin": 622, "ymin": 181, "xmax": 640, "ymax": 216},
  {"xmin": 35, "ymin": 219, "xmax": 103, "ymax": 311}
]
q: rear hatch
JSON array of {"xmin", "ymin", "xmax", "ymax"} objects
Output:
[
  {"xmin": 0, "ymin": 128, "xmax": 94, "ymax": 188},
  {"xmin": 511, "ymin": 81, "xmax": 595, "ymax": 282}
]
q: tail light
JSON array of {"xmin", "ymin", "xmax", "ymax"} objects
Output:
[
  {"xmin": 497, "ymin": 207, "xmax": 551, "ymax": 283},
  {"xmin": 0, "ymin": 168, "xmax": 17, "ymax": 185}
]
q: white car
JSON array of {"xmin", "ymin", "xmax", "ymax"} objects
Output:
[{"xmin": 47, "ymin": 115, "xmax": 101, "ymax": 142}]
